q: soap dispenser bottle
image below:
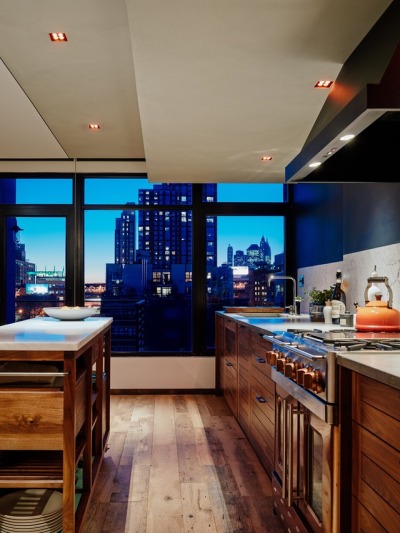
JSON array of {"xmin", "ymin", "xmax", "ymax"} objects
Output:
[{"xmin": 323, "ymin": 300, "xmax": 332, "ymax": 324}]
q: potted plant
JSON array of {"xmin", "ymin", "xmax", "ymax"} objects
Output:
[{"xmin": 305, "ymin": 287, "xmax": 332, "ymax": 321}]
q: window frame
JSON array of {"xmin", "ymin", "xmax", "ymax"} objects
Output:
[{"xmin": 1, "ymin": 174, "xmax": 293, "ymax": 356}]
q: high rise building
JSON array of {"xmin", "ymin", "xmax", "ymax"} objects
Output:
[
  {"xmin": 115, "ymin": 205, "xmax": 136, "ymax": 265},
  {"xmin": 227, "ymin": 244, "xmax": 233, "ymax": 266},
  {"xmin": 259, "ymin": 235, "xmax": 271, "ymax": 263},
  {"xmin": 137, "ymin": 185, "xmax": 192, "ymax": 268}
]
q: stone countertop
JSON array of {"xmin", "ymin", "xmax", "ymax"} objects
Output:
[
  {"xmin": 219, "ymin": 311, "xmax": 400, "ymax": 390},
  {"xmin": 336, "ymin": 352, "xmax": 400, "ymax": 390},
  {"xmin": 218, "ymin": 311, "xmax": 348, "ymax": 334},
  {"xmin": 0, "ymin": 317, "xmax": 113, "ymax": 351}
]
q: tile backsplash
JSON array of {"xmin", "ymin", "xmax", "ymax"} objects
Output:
[{"xmin": 297, "ymin": 242, "xmax": 400, "ymax": 315}]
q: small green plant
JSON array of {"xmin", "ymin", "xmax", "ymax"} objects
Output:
[{"xmin": 305, "ymin": 287, "xmax": 332, "ymax": 305}]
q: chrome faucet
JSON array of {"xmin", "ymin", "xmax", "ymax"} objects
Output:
[{"xmin": 268, "ymin": 275, "xmax": 298, "ymax": 315}]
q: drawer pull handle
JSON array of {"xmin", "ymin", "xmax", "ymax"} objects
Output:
[
  {"xmin": 226, "ymin": 362, "xmax": 233, "ymax": 367},
  {"xmin": 16, "ymin": 414, "xmax": 41, "ymax": 427},
  {"xmin": 256, "ymin": 396, "xmax": 267, "ymax": 403},
  {"xmin": 0, "ymin": 371, "xmax": 69, "ymax": 377},
  {"xmin": 256, "ymin": 357, "xmax": 266, "ymax": 364}
]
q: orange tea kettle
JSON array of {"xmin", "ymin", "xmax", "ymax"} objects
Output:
[{"xmin": 355, "ymin": 276, "xmax": 400, "ymax": 332}]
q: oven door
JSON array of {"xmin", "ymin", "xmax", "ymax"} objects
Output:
[{"xmin": 273, "ymin": 383, "xmax": 335, "ymax": 532}]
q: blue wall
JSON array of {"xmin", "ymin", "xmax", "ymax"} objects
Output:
[{"xmin": 292, "ymin": 183, "xmax": 400, "ymax": 268}]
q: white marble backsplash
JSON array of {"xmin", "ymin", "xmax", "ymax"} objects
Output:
[{"xmin": 297, "ymin": 243, "xmax": 400, "ymax": 315}]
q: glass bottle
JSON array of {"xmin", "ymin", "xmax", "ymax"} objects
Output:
[{"xmin": 331, "ymin": 270, "xmax": 345, "ymax": 303}]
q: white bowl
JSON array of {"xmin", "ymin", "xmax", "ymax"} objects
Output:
[{"xmin": 43, "ymin": 307, "xmax": 98, "ymax": 320}]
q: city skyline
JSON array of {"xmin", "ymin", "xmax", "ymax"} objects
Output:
[{"xmin": 12, "ymin": 181, "xmax": 284, "ymax": 283}]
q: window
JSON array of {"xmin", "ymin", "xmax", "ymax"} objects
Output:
[
  {"xmin": 0, "ymin": 178, "xmax": 72, "ymax": 204},
  {"xmin": 1, "ymin": 176, "xmax": 288, "ymax": 355}
]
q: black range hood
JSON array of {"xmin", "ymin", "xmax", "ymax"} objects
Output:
[{"xmin": 285, "ymin": 2, "xmax": 400, "ymax": 183}]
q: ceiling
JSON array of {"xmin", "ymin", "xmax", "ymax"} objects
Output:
[{"xmin": 0, "ymin": 0, "xmax": 394, "ymax": 183}]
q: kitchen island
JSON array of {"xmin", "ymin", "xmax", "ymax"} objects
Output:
[{"xmin": 0, "ymin": 316, "xmax": 112, "ymax": 533}]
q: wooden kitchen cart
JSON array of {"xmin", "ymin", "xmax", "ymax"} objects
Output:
[{"xmin": 0, "ymin": 317, "xmax": 112, "ymax": 533}]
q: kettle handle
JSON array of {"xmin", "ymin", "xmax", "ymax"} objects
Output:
[{"xmin": 364, "ymin": 276, "xmax": 393, "ymax": 307}]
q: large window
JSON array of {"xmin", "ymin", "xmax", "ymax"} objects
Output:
[{"xmin": 1, "ymin": 176, "xmax": 287, "ymax": 355}]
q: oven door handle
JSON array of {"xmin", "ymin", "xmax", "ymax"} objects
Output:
[
  {"xmin": 287, "ymin": 402, "xmax": 294, "ymax": 507},
  {"xmin": 287, "ymin": 403, "xmax": 305, "ymax": 508},
  {"xmin": 282, "ymin": 398, "xmax": 287, "ymax": 499}
]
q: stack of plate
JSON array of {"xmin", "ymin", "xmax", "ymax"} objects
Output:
[{"xmin": 0, "ymin": 489, "xmax": 63, "ymax": 532}]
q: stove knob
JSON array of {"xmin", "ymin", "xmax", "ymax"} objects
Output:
[
  {"xmin": 284, "ymin": 360, "xmax": 301, "ymax": 379},
  {"xmin": 276, "ymin": 355, "xmax": 289, "ymax": 373},
  {"xmin": 303, "ymin": 370, "xmax": 316, "ymax": 391},
  {"xmin": 284, "ymin": 363, "xmax": 294, "ymax": 378},
  {"xmin": 266, "ymin": 350, "xmax": 278, "ymax": 366},
  {"xmin": 296, "ymin": 367, "xmax": 307, "ymax": 386},
  {"xmin": 303, "ymin": 369, "xmax": 325, "ymax": 392},
  {"xmin": 314, "ymin": 369, "xmax": 325, "ymax": 393}
]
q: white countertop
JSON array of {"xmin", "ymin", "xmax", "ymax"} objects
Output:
[
  {"xmin": 221, "ymin": 312, "xmax": 346, "ymax": 333},
  {"xmin": 0, "ymin": 317, "xmax": 113, "ymax": 351}
]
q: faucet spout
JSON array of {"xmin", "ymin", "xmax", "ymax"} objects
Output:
[{"xmin": 267, "ymin": 275, "xmax": 298, "ymax": 315}]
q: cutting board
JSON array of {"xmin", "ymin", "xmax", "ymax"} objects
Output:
[{"xmin": 223, "ymin": 306, "xmax": 284, "ymax": 313}]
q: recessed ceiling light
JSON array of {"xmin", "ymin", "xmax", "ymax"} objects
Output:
[
  {"xmin": 261, "ymin": 156, "xmax": 272, "ymax": 161},
  {"xmin": 309, "ymin": 162, "xmax": 321, "ymax": 168},
  {"xmin": 314, "ymin": 80, "xmax": 333, "ymax": 88},
  {"xmin": 88, "ymin": 124, "xmax": 101, "ymax": 130},
  {"xmin": 340, "ymin": 134, "xmax": 355, "ymax": 141},
  {"xmin": 49, "ymin": 32, "xmax": 68, "ymax": 42}
]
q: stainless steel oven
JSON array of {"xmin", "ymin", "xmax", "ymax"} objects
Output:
[
  {"xmin": 264, "ymin": 329, "xmax": 400, "ymax": 532},
  {"xmin": 264, "ymin": 332, "xmax": 339, "ymax": 533}
]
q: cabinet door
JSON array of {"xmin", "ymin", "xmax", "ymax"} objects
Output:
[
  {"xmin": 222, "ymin": 318, "xmax": 238, "ymax": 417},
  {"xmin": 238, "ymin": 324, "xmax": 251, "ymax": 434},
  {"xmin": 248, "ymin": 332, "xmax": 275, "ymax": 476},
  {"xmin": 352, "ymin": 373, "xmax": 400, "ymax": 532}
]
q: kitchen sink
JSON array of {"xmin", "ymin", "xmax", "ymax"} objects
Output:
[{"xmin": 236, "ymin": 312, "xmax": 284, "ymax": 317}]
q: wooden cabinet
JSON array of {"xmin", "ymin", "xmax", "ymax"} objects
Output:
[
  {"xmin": 216, "ymin": 314, "xmax": 275, "ymax": 477},
  {"xmin": 221, "ymin": 318, "xmax": 238, "ymax": 417},
  {"xmin": 0, "ymin": 320, "xmax": 111, "ymax": 533},
  {"xmin": 237, "ymin": 324, "xmax": 251, "ymax": 435},
  {"xmin": 351, "ymin": 372, "xmax": 400, "ymax": 532},
  {"xmin": 248, "ymin": 331, "xmax": 275, "ymax": 475}
]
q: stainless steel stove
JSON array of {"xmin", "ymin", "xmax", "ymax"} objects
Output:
[
  {"xmin": 263, "ymin": 329, "xmax": 400, "ymax": 422},
  {"xmin": 264, "ymin": 328, "xmax": 400, "ymax": 533}
]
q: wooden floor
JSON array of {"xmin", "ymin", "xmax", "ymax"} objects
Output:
[{"xmin": 81, "ymin": 394, "xmax": 284, "ymax": 533}]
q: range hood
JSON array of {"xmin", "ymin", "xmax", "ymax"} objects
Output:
[{"xmin": 285, "ymin": 2, "xmax": 400, "ymax": 183}]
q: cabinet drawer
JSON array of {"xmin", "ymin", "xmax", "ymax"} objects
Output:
[
  {"xmin": 251, "ymin": 331, "xmax": 269, "ymax": 360},
  {"xmin": 0, "ymin": 390, "xmax": 64, "ymax": 450},
  {"xmin": 238, "ymin": 325, "xmax": 252, "ymax": 369},
  {"xmin": 352, "ymin": 422, "xmax": 400, "ymax": 529},
  {"xmin": 224, "ymin": 366, "xmax": 237, "ymax": 416},
  {"xmin": 249, "ymin": 391, "xmax": 275, "ymax": 474},
  {"xmin": 238, "ymin": 367, "xmax": 250, "ymax": 431},
  {"xmin": 251, "ymin": 357, "xmax": 274, "ymax": 390},
  {"xmin": 353, "ymin": 375, "xmax": 400, "ymax": 451},
  {"xmin": 250, "ymin": 379, "xmax": 275, "ymax": 426},
  {"xmin": 353, "ymin": 422, "xmax": 400, "ymax": 486},
  {"xmin": 353, "ymin": 373, "xmax": 400, "ymax": 423}
]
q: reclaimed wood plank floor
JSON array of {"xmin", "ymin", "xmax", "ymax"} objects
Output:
[{"xmin": 81, "ymin": 394, "xmax": 284, "ymax": 533}]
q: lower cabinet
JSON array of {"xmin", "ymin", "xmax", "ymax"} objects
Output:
[
  {"xmin": 220, "ymin": 317, "xmax": 239, "ymax": 418},
  {"xmin": 216, "ymin": 314, "xmax": 275, "ymax": 478},
  {"xmin": 351, "ymin": 372, "xmax": 400, "ymax": 532},
  {"xmin": 248, "ymin": 331, "xmax": 275, "ymax": 476},
  {"xmin": 238, "ymin": 324, "xmax": 251, "ymax": 435}
]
